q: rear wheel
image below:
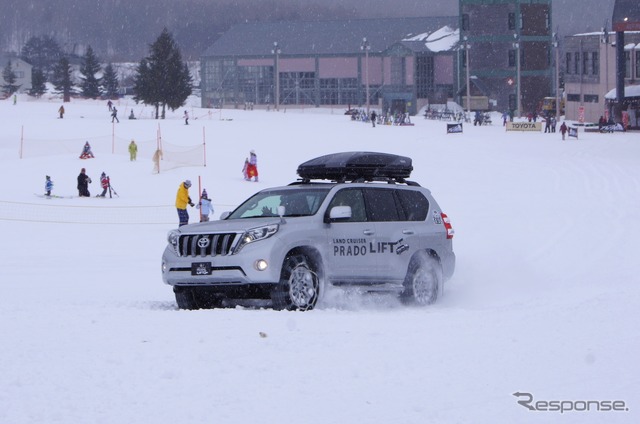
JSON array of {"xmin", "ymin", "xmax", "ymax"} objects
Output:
[
  {"xmin": 272, "ymin": 254, "xmax": 319, "ymax": 311},
  {"xmin": 401, "ymin": 254, "xmax": 442, "ymax": 306}
]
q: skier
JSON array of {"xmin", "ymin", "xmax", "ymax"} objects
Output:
[
  {"xmin": 128, "ymin": 140, "xmax": 138, "ymax": 161},
  {"xmin": 58, "ymin": 105, "xmax": 65, "ymax": 119},
  {"xmin": 244, "ymin": 150, "xmax": 258, "ymax": 182},
  {"xmin": 111, "ymin": 106, "xmax": 119, "ymax": 123},
  {"xmin": 175, "ymin": 180, "xmax": 195, "ymax": 227},
  {"xmin": 184, "ymin": 110, "xmax": 189, "ymax": 125},
  {"xmin": 80, "ymin": 141, "xmax": 95, "ymax": 159},
  {"xmin": 107, "ymin": 100, "xmax": 113, "ymax": 111},
  {"xmin": 45, "ymin": 175, "xmax": 54, "ymax": 197},
  {"xmin": 77, "ymin": 168, "xmax": 92, "ymax": 197},
  {"xmin": 98, "ymin": 172, "xmax": 109, "ymax": 197},
  {"xmin": 196, "ymin": 189, "xmax": 214, "ymax": 222}
]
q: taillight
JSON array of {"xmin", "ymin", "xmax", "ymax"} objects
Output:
[{"xmin": 441, "ymin": 213, "xmax": 454, "ymax": 239}]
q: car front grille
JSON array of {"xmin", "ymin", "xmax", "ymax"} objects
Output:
[{"xmin": 178, "ymin": 233, "xmax": 241, "ymax": 257}]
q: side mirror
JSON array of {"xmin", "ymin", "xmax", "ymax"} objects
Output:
[
  {"xmin": 220, "ymin": 211, "xmax": 231, "ymax": 220},
  {"xmin": 325, "ymin": 205, "xmax": 351, "ymax": 223}
]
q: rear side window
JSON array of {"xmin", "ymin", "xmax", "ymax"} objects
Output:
[
  {"xmin": 396, "ymin": 190, "xmax": 429, "ymax": 221},
  {"xmin": 364, "ymin": 189, "xmax": 401, "ymax": 222}
]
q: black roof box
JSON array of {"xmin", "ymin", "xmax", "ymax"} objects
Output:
[{"xmin": 297, "ymin": 151, "xmax": 413, "ymax": 182}]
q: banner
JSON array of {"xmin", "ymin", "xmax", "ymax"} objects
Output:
[
  {"xmin": 506, "ymin": 122, "xmax": 542, "ymax": 131},
  {"xmin": 447, "ymin": 123, "xmax": 463, "ymax": 134},
  {"xmin": 568, "ymin": 127, "xmax": 579, "ymax": 139}
]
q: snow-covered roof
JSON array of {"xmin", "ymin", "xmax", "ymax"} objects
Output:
[
  {"xmin": 402, "ymin": 26, "xmax": 459, "ymax": 53},
  {"xmin": 605, "ymin": 85, "xmax": 640, "ymax": 99}
]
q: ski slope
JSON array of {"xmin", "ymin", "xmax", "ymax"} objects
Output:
[{"xmin": 0, "ymin": 95, "xmax": 638, "ymax": 423}]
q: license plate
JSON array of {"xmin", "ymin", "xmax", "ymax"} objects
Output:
[{"xmin": 191, "ymin": 262, "xmax": 212, "ymax": 276}]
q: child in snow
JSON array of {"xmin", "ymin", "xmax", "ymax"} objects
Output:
[
  {"xmin": 45, "ymin": 175, "xmax": 54, "ymax": 197},
  {"xmin": 98, "ymin": 172, "xmax": 109, "ymax": 197},
  {"xmin": 80, "ymin": 141, "xmax": 95, "ymax": 159},
  {"xmin": 196, "ymin": 189, "xmax": 214, "ymax": 222},
  {"xmin": 244, "ymin": 150, "xmax": 258, "ymax": 182}
]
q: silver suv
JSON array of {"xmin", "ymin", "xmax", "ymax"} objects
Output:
[{"xmin": 161, "ymin": 152, "xmax": 455, "ymax": 310}]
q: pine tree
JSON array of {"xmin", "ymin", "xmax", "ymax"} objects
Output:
[
  {"xmin": 28, "ymin": 68, "xmax": 47, "ymax": 97},
  {"xmin": 2, "ymin": 61, "xmax": 19, "ymax": 96},
  {"xmin": 79, "ymin": 46, "xmax": 102, "ymax": 99},
  {"xmin": 133, "ymin": 28, "xmax": 192, "ymax": 119},
  {"xmin": 102, "ymin": 63, "xmax": 120, "ymax": 100},
  {"xmin": 20, "ymin": 36, "xmax": 63, "ymax": 80},
  {"xmin": 52, "ymin": 57, "xmax": 74, "ymax": 102}
]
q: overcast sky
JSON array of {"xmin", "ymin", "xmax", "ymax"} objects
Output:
[{"xmin": 316, "ymin": 0, "xmax": 617, "ymax": 36}]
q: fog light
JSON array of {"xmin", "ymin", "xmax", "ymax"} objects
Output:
[{"xmin": 255, "ymin": 259, "xmax": 268, "ymax": 271}]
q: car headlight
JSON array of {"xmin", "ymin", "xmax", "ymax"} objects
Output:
[
  {"xmin": 167, "ymin": 230, "xmax": 180, "ymax": 248},
  {"xmin": 234, "ymin": 224, "xmax": 279, "ymax": 253}
]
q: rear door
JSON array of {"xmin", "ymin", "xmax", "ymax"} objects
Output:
[{"xmin": 364, "ymin": 187, "xmax": 425, "ymax": 284}]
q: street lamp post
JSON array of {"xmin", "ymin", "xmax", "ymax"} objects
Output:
[
  {"xmin": 513, "ymin": 34, "xmax": 522, "ymax": 117},
  {"xmin": 463, "ymin": 36, "xmax": 471, "ymax": 118},
  {"xmin": 360, "ymin": 37, "xmax": 370, "ymax": 114},
  {"xmin": 271, "ymin": 41, "xmax": 281, "ymax": 111},
  {"xmin": 552, "ymin": 34, "xmax": 560, "ymax": 120}
]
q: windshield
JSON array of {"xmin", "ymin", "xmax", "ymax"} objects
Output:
[{"xmin": 227, "ymin": 188, "xmax": 331, "ymax": 219}]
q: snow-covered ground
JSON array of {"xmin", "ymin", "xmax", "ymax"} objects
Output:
[{"xmin": 0, "ymin": 94, "xmax": 638, "ymax": 423}]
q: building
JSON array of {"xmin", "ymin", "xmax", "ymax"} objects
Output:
[
  {"xmin": 0, "ymin": 55, "xmax": 32, "ymax": 95},
  {"xmin": 563, "ymin": 32, "xmax": 640, "ymax": 126},
  {"xmin": 459, "ymin": 0, "xmax": 553, "ymax": 115},
  {"xmin": 200, "ymin": 17, "xmax": 459, "ymax": 115}
]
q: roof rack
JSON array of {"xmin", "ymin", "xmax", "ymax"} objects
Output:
[{"xmin": 296, "ymin": 152, "xmax": 414, "ymax": 184}]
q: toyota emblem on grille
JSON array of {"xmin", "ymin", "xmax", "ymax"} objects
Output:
[{"xmin": 197, "ymin": 236, "xmax": 210, "ymax": 248}]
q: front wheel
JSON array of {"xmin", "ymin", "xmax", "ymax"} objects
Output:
[
  {"xmin": 272, "ymin": 254, "xmax": 320, "ymax": 311},
  {"xmin": 401, "ymin": 254, "xmax": 442, "ymax": 306}
]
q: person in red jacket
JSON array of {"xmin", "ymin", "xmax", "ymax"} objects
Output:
[{"xmin": 98, "ymin": 172, "xmax": 109, "ymax": 197}]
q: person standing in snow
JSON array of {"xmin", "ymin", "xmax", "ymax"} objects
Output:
[
  {"xmin": 128, "ymin": 140, "xmax": 138, "ymax": 161},
  {"xmin": 77, "ymin": 168, "xmax": 92, "ymax": 197},
  {"xmin": 98, "ymin": 172, "xmax": 109, "ymax": 197},
  {"xmin": 183, "ymin": 110, "xmax": 189, "ymax": 125},
  {"xmin": 45, "ymin": 175, "xmax": 54, "ymax": 197},
  {"xmin": 244, "ymin": 150, "xmax": 258, "ymax": 182},
  {"xmin": 58, "ymin": 105, "xmax": 65, "ymax": 119},
  {"xmin": 196, "ymin": 189, "xmax": 214, "ymax": 222},
  {"xmin": 107, "ymin": 100, "xmax": 113, "ymax": 111},
  {"xmin": 560, "ymin": 122, "xmax": 568, "ymax": 140},
  {"xmin": 111, "ymin": 106, "xmax": 119, "ymax": 123},
  {"xmin": 175, "ymin": 180, "xmax": 195, "ymax": 227},
  {"xmin": 370, "ymin": 110, "xmax": 377, "ymax": 127}
]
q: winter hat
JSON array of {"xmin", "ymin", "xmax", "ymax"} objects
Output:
[
  {"xmin": 101, "ymin": 172, "xmax": 106, "ymax": 176},
  {"xmin": 202, "ymin": 189, "xmax": 208, "ymax": 199},
  {"xmin": 184, "ymin": 180, "xmax": 192, "ymax": 188},
  {"xmin": 250, "ymin": 150, "xmax": 255, "ymax": 155},
  {"xmin": 81, "ymin": 168, "xmax": 86, "ymax": 172},
  {"xmin": 46, "ymin": 175, "xmax": 50, "ymax": 179}
]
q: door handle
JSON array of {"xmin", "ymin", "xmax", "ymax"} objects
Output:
[
  {"xmin": 363, "ymin": 229, "xmax": 375, "ymax": 235},
  {"xmin": 402, "ymin": 229, "xmax": 415, "ymax": 235}
]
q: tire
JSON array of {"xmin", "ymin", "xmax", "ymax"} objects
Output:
[
  {"xmin": 272, "ymin": 254, "xmax": 320, "ymax": 311},
  {"xmin": 401, "ymin": 254, "xmax": 442, "ymax": 306}
]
